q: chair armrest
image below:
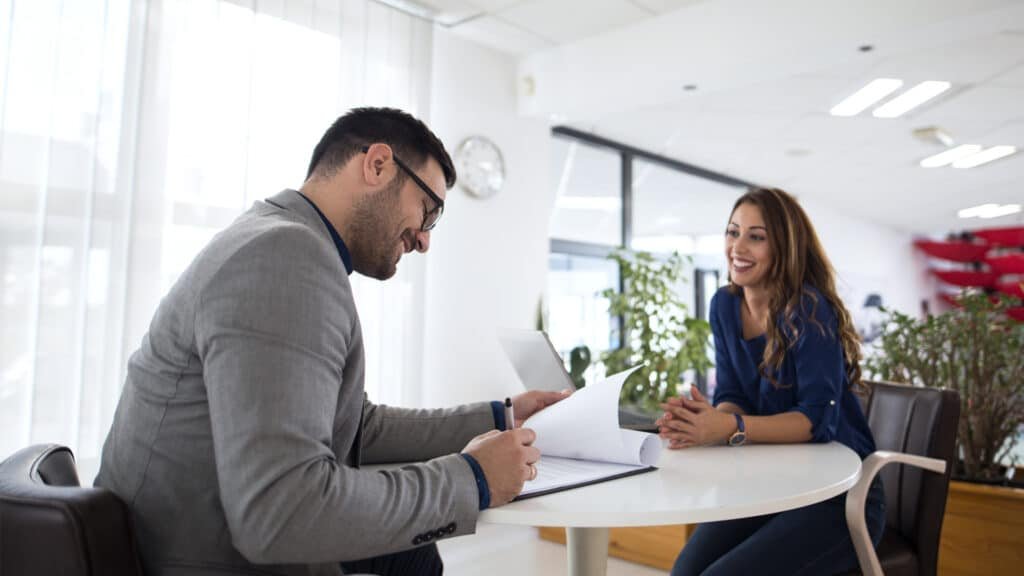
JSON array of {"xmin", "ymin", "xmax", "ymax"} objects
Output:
[{"xmin": 845, "ymin": 450, "xmax": 946, "ymax": 576}]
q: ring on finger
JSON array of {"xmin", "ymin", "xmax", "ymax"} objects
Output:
[{"xmin": 529, "ymin": 464, "xmax": 538, "ymax": 480}]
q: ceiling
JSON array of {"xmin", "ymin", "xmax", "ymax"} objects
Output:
[
  {"xmin": 416, "ymin": 0, "xmax": 1024, "ymax": 235},
  {"xmin": 393, "ymin": 0, "xmax": 707, "ymax": 53}
]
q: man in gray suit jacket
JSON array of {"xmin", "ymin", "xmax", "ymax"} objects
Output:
[{"xmin": 95, "ymin": 108, "xmax": 567, "ymax": 576}]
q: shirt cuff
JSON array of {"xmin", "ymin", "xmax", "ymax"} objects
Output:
[
  {"xmin": 460, "ymin": 453, "xmax": 491, "ymax": 510},
  {"xmin": 789, "ymin": 402, "xmax": 837, "ymax": 443},
  {"xmin": 490, "ymin": 400, "xmax": 507, "ymax": 431}
]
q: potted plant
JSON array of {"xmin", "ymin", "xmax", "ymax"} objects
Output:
[
  {"xmin": 865, "ymin": 292, "xmax": 1024, "ymax": 482},
  {"xmin": 865, "ymin": 291, "xmax": 1024, "ymax": 575},
  {"xmin": 600, "ymin": 250, "xmax": 712, "ymax": 412}
]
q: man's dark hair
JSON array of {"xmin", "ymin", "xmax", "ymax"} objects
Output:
[{"xmin": 306, "ymin": 107, "xmax": 456, "ymax": 189}]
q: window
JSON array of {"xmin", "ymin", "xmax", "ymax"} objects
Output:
[
  {"xmin": 547, "ymin": 127, "xmax": 752, "ymax": 392},
  {"xmin": 548, "ymin": 137, "xmax": 622, "ymax": 246},
  {"xmin": 547, "ymin": 252, "xmax": 619, "ymax": 384}
]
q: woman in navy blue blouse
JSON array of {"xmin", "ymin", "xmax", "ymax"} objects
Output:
[{"xmin": 657, "ymin": 188, "xmax": 885, "ymax": 575}]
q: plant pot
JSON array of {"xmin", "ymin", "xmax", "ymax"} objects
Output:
[{"xmin": 939, "ymin": 479, "xmax": 1024, "ymax": 575}]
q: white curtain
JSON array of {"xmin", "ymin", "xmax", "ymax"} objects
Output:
[{"xmin": 0, "ymin": 0, "xmax": 434, "ymax": 480}]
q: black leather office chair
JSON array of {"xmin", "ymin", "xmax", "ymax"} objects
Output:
[
  {"xmin": 844, "ymin": 382, "xmax": 960, "ymax": 576},
  {"xmin": 0, "ymin": 444, "xmax": 144, "ymax": 576}
]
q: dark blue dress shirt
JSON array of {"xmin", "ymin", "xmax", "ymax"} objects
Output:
[
  {"xmin": 295, "ymin": 191, "xmax": 353, "ymax": 275},
  {"xmin": 710, "ymin": 286, "xmax": 876, "ymax": 459}
]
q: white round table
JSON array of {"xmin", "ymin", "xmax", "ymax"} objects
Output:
[{"xmin": 479, "ymin": 442, "xmax": 862, "ymax": 576}]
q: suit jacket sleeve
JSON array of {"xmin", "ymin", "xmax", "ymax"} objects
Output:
[
  {"xmin": 359, "ymin": 397, "xmax": 498, "ymax": 464},
  {"xmin": 195, "ymin": 226, "xmax": 480, "ymax": 564}
]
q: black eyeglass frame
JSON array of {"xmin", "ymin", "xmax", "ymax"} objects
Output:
[{"xmin": 361, "ymin": 146, "xmax": 445, "ymax": 231}]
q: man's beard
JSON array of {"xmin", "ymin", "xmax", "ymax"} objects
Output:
[{"xmin": 349, "ymin": 178, "xmax": 405, "ymax": 280}]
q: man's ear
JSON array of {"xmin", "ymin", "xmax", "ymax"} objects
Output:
[{"xmin": 362, "ymin": 143, "xmax": 394, "ymax": 187}]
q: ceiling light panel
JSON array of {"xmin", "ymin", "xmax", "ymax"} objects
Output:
[
  {"xmin": 872, "ymin": 80, "xmax": 951, "ymax": 118},
  {"xmin": 952, "ymin": 145, "xmax": 1017, "ymax": 169},
  {"xmin": 830, "ymin": 78, "xmax": 903, "ymax": 117},
  {"xmin": 920, "ymin": 144, "xmax": 982, "ymax": 168},
  {"xmin": 958, "ymin": 203, "xmax": 1022, "ymax": 219}
]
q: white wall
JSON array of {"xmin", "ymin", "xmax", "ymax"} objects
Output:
[
  {"xmin": 420, "ymin": 30, "xmax": 553, "ymax": 408},
  {"xmin": 802, "ymin": 198, "xmax": 934, "ymax": 319}
]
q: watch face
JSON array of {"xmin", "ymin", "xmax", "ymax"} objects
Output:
[
  {"xmin": 455, "ymin": 136, "xmax": 505, "ymax": 199},
  {"xmin": 728, "ymin": 432, "xmax": 746, "ymax": 446}
]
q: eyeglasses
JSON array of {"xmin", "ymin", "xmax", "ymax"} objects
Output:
[{"xmin": 361, "ymin": 146, "xmax": 444, "ymax": 231}]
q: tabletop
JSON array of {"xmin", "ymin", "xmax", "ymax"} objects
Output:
[{"xmin": 479, "ymin": 442, "xmax": 862, "ymax": 527}]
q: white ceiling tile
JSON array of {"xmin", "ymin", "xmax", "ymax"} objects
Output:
[
  {"xmin": 498, "ymin": 0, "xmax": 650, "ymax": 44},
  {"xmin": 871, "ymin": 32, "xmax": 1024, "ymax": 85},
  {"xmin": 915, "ymin": 84, "xmax": 1024, "ymax": 139},
  {"xmin": 465, "ymin": 0, "xmax": 527, "ymax": 11},
  {"xmin": 410, "ymin": 0, "xmax": 481, "ymax": 22},
  {"xmin": 991, "ymin": 63, "xmax": 1024, "ymax": 88},
  {"xmin": 980, "ymin": 120, "xmax": 1024, "ymax": 144},
  {"xmin": 628, "ymin": 0, "xmax": 709, "ymax": 14},
  {"xmin": 449, "ymin": 14, "xmax": 553, "ymax": 54}
]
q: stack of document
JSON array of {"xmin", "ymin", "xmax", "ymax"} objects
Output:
[{"xmin": 518, "ymin": 366, "xmax": 661, "ymax": 500}]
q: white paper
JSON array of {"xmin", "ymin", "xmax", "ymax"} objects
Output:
[
  {"xmin": 522, "ymin": 365, "xmax": 661, "ymax": 468},
  {"xmin": 520, "ymin": 456, "xmax": 649, "ymax": 497},
  {"xmin": 513, "ymin": 366, "xmax": 661, "ymax": 499}
]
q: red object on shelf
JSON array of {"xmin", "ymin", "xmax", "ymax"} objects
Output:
[
  {"xmin": 931, "ymin": 270, "xmax": 998, "ymax": 288},
  {"xmin": 995, "ymin": 280, "xmax": 1024, "ymax": 299},
  {"xmin": 1008, "ymin": 308, "xmax": 1024, "ymax": 322},
  {"xmin": 986, "ymin": 254, "xmax": 1024, "ymax": 275},
  {"xmin": 972, "ymin": 226, "xmax": 1024, "ymax": 247},
  {"xmin": 914, "ymin": 240, "xmax": 989, "ymax": 262}
]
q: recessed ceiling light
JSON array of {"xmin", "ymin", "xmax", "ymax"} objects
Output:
[
  {"xmin": 958, "ymin": 203, "xmax": 1022, "ymax": 219},
  {"xmin": 830, "ymin": 78, "xmax": 903, "ymax": 117},
  {"xmin": 952, "ymin": 145, "xmax": 1017, "ymax": 169},
  {"xmin": 872, "ymin": 80, "xmax": 951, "ymax": 118},
  {"xmin": 920, "ymin": 144, "xmax": 982, "ymax": 168}
]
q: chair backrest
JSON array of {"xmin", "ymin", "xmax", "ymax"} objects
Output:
[
  {"xmin": 0, "ymin": 444, "xmax": 144, "ymax": 576},
  {"xmin": 864, "ymin": 381, "xmax": 960, "ymax": 576}
]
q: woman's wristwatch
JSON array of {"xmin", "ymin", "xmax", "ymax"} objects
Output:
[{"xmin": 727, "ymin": 413, "xmax": 747, "ymax": 446}]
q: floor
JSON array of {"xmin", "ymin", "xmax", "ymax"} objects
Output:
[{"xmin": 438, "ymin": 524, "xmax": 666, "ymax": 576}]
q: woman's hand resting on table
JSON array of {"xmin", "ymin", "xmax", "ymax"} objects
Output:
[{"xmin": 656, "ymin": 387, "xmax": 737, "ymax": 449}]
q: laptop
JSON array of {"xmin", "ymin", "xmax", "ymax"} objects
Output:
[{"xmin": 497, "ymin": 329, "xmax": 659, "ymax": 432}]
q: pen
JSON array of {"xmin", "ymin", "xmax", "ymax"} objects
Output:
[{"xmin": 504, "ymin": 397, "xmax": 515, "ymax": 430}]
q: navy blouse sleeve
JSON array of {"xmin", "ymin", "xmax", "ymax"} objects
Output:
[
  {"xmin": 710, "ymin": 291, "xmax": 753, "ymax": 414},
  {"xmin": 787, "ymin": 294, "xmax": 846, "ymax": 443}
]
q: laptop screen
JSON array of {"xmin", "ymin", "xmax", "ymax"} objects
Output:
[{"xmin": 497, "ymin": 330, "xmax": 575, "ymax": 393}]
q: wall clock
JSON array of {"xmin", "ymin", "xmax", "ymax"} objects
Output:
[{"xmin": 454, "ymin": 135, "xmax": 505, "ymax": 199}]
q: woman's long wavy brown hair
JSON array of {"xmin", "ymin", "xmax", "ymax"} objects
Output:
[{"xmin": 727, "ymin": 188, "xmax": 863, "ymax": 391}]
